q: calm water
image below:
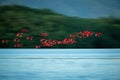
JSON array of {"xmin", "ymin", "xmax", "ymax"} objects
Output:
[{"xmin": 0, "ymin": 49, "xmax": 120, "ymax": 80}]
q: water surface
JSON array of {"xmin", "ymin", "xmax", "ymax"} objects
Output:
[{"xmin": 0, "ymin": 49, "xmax": 120, "ymax": 80}]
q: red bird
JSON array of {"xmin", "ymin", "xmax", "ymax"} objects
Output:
[
  {"xmin": 41, "ymin": 32, "xmax": 47, "ymax": 37},
  {"xmin": 40, "ymin": 38, "xmax": 46, "ymax": 42},
  {"xmin": 95, "ymin": 32, "xmax": 102, "ymax": 37},
  {"xmin": 21, "ymin": 29, "xmax": 28, "ymax": 33},
  {"xmin": 26, "ymin": 36, "xmax": 32, "ymax": 40},
  {"xmin": 83, "ymin": 30, "xmax": 93, "ymax": 37},
  {"xmin": 16, "ymin": 33, "xmax": 23, "ymax": 37},
  {"xmin": 13, "ymin": 38, "xmax": 20, "ymax": 42},
  {"xmin": 14, "ymin": 44, "xmax": 22, "ymax": 48},
  {"xmin": 35, "ymin": 45, "xmax": 41, "ymax": 48},
  {"xmin": 2, "ymin": 40, "xmax": 9, "ymax": 43},
  {"xmin": 70, "ymin": 34, "xmax": 75, "ymax": 38},
  {"xmin": 2, "ymin": 40, "xmax": 5, "ymax": 43}
]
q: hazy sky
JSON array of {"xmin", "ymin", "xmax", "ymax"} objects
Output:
[{"xmin": 0, "ymin": 0, "xmax": 120, "ymax": 18}]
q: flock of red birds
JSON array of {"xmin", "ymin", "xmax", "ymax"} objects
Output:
[{"xmin": 1, "ymin": 29, "xmax": 102, "ymax": 48}]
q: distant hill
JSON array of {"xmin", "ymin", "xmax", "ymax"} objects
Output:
[{"xmin": 0, "ymin": 5, "xmax": 120, "ymax": 48}]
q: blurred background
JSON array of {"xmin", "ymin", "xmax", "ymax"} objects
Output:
[{"xmin": 0, "ymin": 0, "xmax": 120, "ymax": 48}]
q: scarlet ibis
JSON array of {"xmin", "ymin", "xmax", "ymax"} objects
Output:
[
  {"xmin": 1, "ymin": 40, "xmax": 9, "ymax": 43},
  {"xmin": 70, "ymin": 34, "xmax": 75, "ymax": 38},
  {"xmin": 36, "ymin": 45, "xmax": 41, "ymax": 48},
  {"xmin": 13, "ymin": 38, "xmax": 20, "ymax": 42},
  {"xmin": 40, "ymin": 38, "xmax": 46, "ymax": 42},
  {"xmin": 14, "ymin": 44, "xmax": 22, "ymax": 48},
  {"xmin": 41, "ymin": 32, "xmax": 47, "ymax": 37},
  {"xmin": 2, "ymin": 40, "xmax": 5, "ymax": 43},
  {"xmin": 21, "ymin": 29, "xmax": 28, "ymax": 33},
  {"xmin": 16, "ymin": 33, "xmax": 23, "ymax": 37},
  {"xmin": 95, "ymin": 32, "xmax": 102, "ymax": 37},
  {"xmin": 26, "ymin": 36, "xmax": 32, "ymax": 40}
]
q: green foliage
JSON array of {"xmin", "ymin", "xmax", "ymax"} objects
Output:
[{"xmin": 0, "ymin": 5, "xmax": 120, "ymax": 48}]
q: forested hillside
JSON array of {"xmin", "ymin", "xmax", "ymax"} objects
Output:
[{"xmin": 0, "ymin": 5, "xmax": 120, "ymax": 48}]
